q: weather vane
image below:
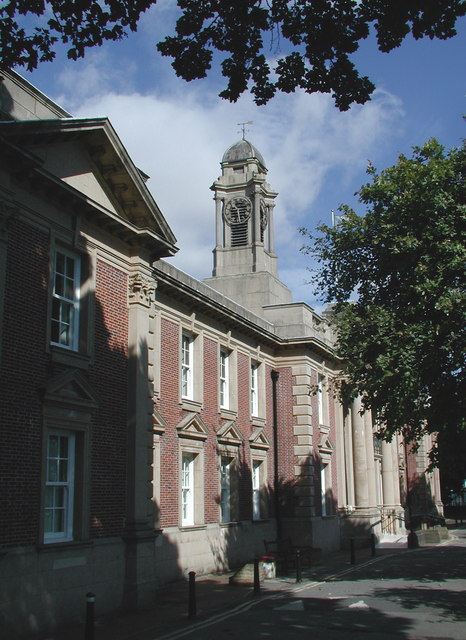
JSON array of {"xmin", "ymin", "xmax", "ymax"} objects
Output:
[{"xmin": 237, "ymin": 121, "xmax": 253, "ymax": 139}]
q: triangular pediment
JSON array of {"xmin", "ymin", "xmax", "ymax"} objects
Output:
[
  {"xmin": 318, "ymin": 435, "xmax": 335, "ymax": 455},
  {"xmin": 43, "ymin": 369, "xmax": 98, "ymax": 410},
  {"xmin": 0, "ymin": 118, "xmax": 178, "ymax": 258},
  {"xmin": 177, "ymin": 412, "xmax": 209, "ymax": 441},
  {"xmin": 216, "ymin": 421, "xmax": 243, "ymax": 446},
  {"xmin": 249, "ymin": 426, "xmax": 270, "ymax": 450},
  {"xmin": 152, "ymin": 408, "xmax": 167, "ymax": 435}
]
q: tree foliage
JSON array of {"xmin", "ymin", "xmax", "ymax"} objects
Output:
[
  {"xmin": 302, "ymin": 139, "xmax": 466, "ymax": 457},
  {"xmin": 1, "ymin": 1, "xmax": 465, "ymax": 110}
]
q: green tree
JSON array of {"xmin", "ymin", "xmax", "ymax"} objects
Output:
[
  {"xmin": 1, "ymin": 1, "xmax": 465, "ymax": 110},
  {"xmin": 302, "ymin": 139, "xmax": 465, "ymax": 468}
]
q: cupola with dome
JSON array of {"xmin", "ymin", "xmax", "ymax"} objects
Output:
[{"xmin": 203, "ymin": 138, "xmax": 292, "ymax": 316}]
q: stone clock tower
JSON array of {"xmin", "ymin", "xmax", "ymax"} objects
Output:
[{"xmin": 203, "ymin": 138, "xmax": 292, "ymax": 316}]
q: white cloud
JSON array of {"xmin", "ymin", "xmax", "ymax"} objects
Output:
[{"xmin": 48, "ymin": 53, "xmax": 404, "ymax": 308}]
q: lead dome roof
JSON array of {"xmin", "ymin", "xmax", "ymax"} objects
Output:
[{"xmin": 222, "ymin": 139, "xmax": 266, "ymax": 169}]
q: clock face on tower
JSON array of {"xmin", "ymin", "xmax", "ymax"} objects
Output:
[{"xmin": 224, "ymin": 197, "xmax": 252, "ymax": 225}]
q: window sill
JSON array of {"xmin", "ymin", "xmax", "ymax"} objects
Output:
[
  {"xmin": 220, "ymin": 521, "xmax": 242, "ymax": 528},
  {"xmin": 179, "ymin": 524, "xmax": 207, "ymax": 531},
  {"xmin": 37, "ymin": 539, "xmax": 93, "ymax": 552},
  {"xmin": 252, "ymin": 518, "xmax": 270, "ymax": 524},
  {"xmin": 220, "ymin": 408, "xmax": 237, "ymax": 420},
  {"xmin": 50, "ymin": 345, "xmax": 91, "ymax": 370},
  {"xmin": 251, "ymin": 416, "xmax": 266, "ymax": 427},
  {"xmin": 181, "ymin": 398, "xmax": 202, "ymax": 412}
]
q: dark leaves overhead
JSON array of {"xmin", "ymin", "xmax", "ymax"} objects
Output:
[{"xmin": 1, "ymin": 0, "xmax": 465, "ymax": 109}]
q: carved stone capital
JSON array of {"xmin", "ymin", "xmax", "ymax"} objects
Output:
[{"xmin": 128, "ymin": 272, "xmax": 157, "ymax": 307}]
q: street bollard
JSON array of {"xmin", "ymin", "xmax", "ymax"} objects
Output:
[
  {"xmin": 371, "ymin": 533, "xmax": 376, "ymax": 558},
  {"xmin": 253, "ymin": 557, "xmax": 260, "ymax": 594},
  {"xmin": 85, "ymin": 592, "xmax": 95, "ymax": 640},
  {"xmin": 295, "ymin": 549, "xmax": 302, "ymax": 583},
  {"xmin": 188, "ymin": 571, "xmax": 197, "ymax": 619},
  {"xmin": 350, "ymin": 538, "xmax": 356, "ymax": 565}
]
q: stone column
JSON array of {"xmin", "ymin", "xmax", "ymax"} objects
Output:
[
  {"xmin": 254, "ymin": 188, "xmax": 261, "ymax": 245},
  {"xmin": 351, "ymin": 397, "xmax": 369, "ymax": 507},
  {"xmin": 391, "ymin": 437, "xmax": 402, "ymax": 506},
  {"xmin": 381, "ymin": 440, "xmax": 396, "ymax": 507},
  {"xmin": 268, "ymin": 204, "xmax": 275, "ymax": 253},
  {"xmin": 364, "ymin": 412, "xmax": 377, "ymax": 508},
  {"xmin": 344, "ymin": 409, "xmax": 355, "ymax": 507},
  {"xmin": 335, "ymin": 402, "xmax": 347, "ymax": 508},
  {"xmin": 215, "ymin": 196, "xmax": 223, "ymax": 248}
]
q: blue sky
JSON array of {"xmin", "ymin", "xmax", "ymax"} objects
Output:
[{"xmin": 19, "ymin": 4, "xmax": 465, "ymax": 309}]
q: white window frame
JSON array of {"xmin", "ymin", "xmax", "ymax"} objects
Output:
[
  {"xmin": 181, "ymin": 333, "xmax": 194, "ymax": 399},
  {"xmin": 251, "ymin": 361, "xmax": 259, "ymax": 417},
  {"xmin": 181, "ymin": 452, "xmax": 195, "ymax": 526},
  {"xmin": 51, "ymin": 248, "xmax": 80, "ymax": 351},
  {"xmin": 252, "ymin": 460, "xmax": 262, "ymax": 520},
  {"xmin": 219, "ymin": 349, "xmax": 230, "ymax": 409},
  {"xmin": 44, "ymin": 430, "xmax": 75, "ymax": 542},
  {"xmin": 320, "ymin": 461, "xmax": 334, "ymax": 517},
  {"xmin": 220, "ymin": 456, "xmax": 232, "ymax": 523},
  {"xmin": 317, "ymin": 373, "xmax": 330, "ymax": 427}
]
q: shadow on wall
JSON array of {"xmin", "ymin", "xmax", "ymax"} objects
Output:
[
  {"xmin": 406, "ymin": 473, "xmax": 444, "ymax": 530},
  {"xmin": 205, "ymin": 448, "xmax": 339, "ymax": 572}
]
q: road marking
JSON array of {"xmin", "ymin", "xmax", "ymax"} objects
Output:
[
  {"xmin": 150, "ymin": 549, "xmax": 429, "ymax": 640},
  {"xmin": 348, "ymin": 600, "xmax": 369, "ymax": 609}
]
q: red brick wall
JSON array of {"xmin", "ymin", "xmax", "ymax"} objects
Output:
[
  {"xmin": 158, "ymin": 317, "xmax": 181, "ymax": 527},
  {"xmin": 89, "ymin": 258, "xmax": 129, "ymax": 537},
  {"xmin": 0, "ymin": 218, "xmax": 49, "ymax": 546},
  {"xmin": 156, "ymin": 317, "xmax": 281, "ymax": 527},
  {"xmin": 0, "ymin": 219, "xmax": 132, "ymax": 545}
]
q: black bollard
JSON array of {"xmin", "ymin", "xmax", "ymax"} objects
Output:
[
  {"xmin": 350, "ymin": 538, "xmax": 356, "ymax": 565},
  {"xmin": 188, "ymin": 571, "xmax": 197, "ymax": 619},
  {"xmin": 85, "ymin": 592, "xmax": 95, "ymax": 640},
  {"xmin": 253, "ymin": 557, "xmax": 260, "ymax": 594},
  {"xmin": 371, "ymin": 533, "xmax": 376, "ymax": 558},
  {"xmin": 295, "ymin": 549, "xmax": 302, "ymax": 583}
]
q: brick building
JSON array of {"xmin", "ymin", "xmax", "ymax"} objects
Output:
[{"xmin": 0, "ymin": 70, "xmax": 442, "ymax": 638}]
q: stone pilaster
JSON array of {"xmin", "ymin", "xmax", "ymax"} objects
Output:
[
  {"xmin": 291, "ymin": 365, "xmax": 315, "ymax": 522},
  {"xmin": 123, "ymin": 266, "xmax": 158, "ymax": 611}
]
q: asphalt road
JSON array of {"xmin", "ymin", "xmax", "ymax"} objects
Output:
[{"xmin": 156, "ymin": 529, "xmax": 466, "ymax": 640}]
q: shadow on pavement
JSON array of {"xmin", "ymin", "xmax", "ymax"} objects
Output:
[{"xmin": 372, "ymin": 586, "xmax": 466, "ymax": 622}]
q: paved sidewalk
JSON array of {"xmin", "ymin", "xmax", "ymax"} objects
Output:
[{"xmin": 40, "ymin": 526, "xmax": 464, "ymax": 640}]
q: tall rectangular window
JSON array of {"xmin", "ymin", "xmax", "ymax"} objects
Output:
[
  {"xmin": 181, "ymin": 452, "xmax": 195, "ymax": 526},
  {"xmin": 252, "ymin": 460, "xmax": 262, "ymax": 520},
  {"xmin": 219, "ymin": 349, "xmax": 229, "ymax": 409},
  {"xmin": 51, "ymin": 249, "xmax": 80, "ymax": 350},
  {"xmin": 321, "ymin": 462, "xmax": 333, "ymax": 516},
  {"xmin": 181, "ymin": 334, "xmax": 194, "ymax": 399},
  {"xmin": 317, "ymin": 373, "xmax": 330, "ymax": 427},
  {"xmin": 220, "ymin": 456, "xmax": 232, "ymax": 523},
  {"xmin": 250, "ymin": 362, "xmax": 259, "ymax": 416},
  {"xmin": 44, "ymin": 431, "xmax": 75, "ymax": 542}
]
